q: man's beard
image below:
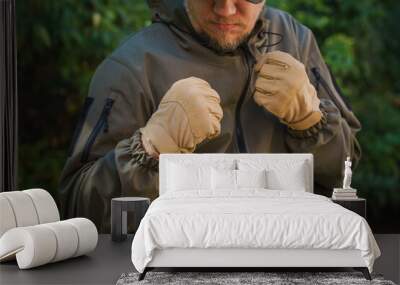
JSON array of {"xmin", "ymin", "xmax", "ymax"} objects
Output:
[
  {"xmin": 196, "ymin": 29, "xmax": 251, "ymax": 54},
  {"xmin": 184, "ymin": 0, "xmax": 252, "ymax": 54}
]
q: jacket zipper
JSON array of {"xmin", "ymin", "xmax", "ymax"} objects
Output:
[
  {"xmin": 235, "ymin": 49, "xmax": 254, "ymax": 153},
  {"xmin": 67, "ymin": 97, "xmax": 94, "ymax": 157},
  {"xmin": 311, "ymin": 67, "xmax": 345, "ymax": 117},
  {"xmin": 80, "ymin": 98, "xmax": 115, "ymax": 163}
]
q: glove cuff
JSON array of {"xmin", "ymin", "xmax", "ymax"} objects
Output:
[
  {"xmin": 286, "ymin": 108, "xmax": 328, "ymax": 139},
  {"xmin": 140, "ymin": 125, "xmax": 181, "ymax": 154},
  {"xmin": 129, "ymin": 129, "xmax": 159, "ymax": 171},
  {"xmin": 287, "ymin": 110, "xmax": 323, "ymax": 130}
]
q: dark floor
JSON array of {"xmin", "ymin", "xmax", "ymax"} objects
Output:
[
  {"xmin": 374, "ymin": 234, "xmax": 400, "ymax": 284},
  {"xmin": 0, "ymin": 234, "xmax": 398, "ymax": 285}
]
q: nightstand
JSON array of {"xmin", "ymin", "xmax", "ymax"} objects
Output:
[{"xmin": 331, "ymin": 198, "xmax": 366, "ymax": 219}]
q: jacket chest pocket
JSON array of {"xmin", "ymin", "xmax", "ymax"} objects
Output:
[
  {"xmin": 80, "ymin": 97, "xmax": 115, "ymax": 163},
  {"xmin": 311, "ymin": 67, "xmax": 335, "ymax": 98},
  {"xmin": 311, "ymin": 67, "xmax": 352, "ymax": 114}
]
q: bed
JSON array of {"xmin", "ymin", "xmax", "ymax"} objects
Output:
[{"xmin": 130, "ymin": 153, "xmax": 381, "ymax": 281}]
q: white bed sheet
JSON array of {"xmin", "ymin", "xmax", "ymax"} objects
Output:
[{"xmin": 131, "ymin": 190, "xmax": 380, "ymax": 273}]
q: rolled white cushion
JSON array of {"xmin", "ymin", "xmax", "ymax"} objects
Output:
[
  {"xmin": 0, "ymin": 191, "xmax": 39, "ymax": 228},
  {"xmin": 24, "ymin": 188, "xmax": 59, "ymax": 224},
  {"xmin": 0, "ymin": 196, "xmax": 17, "ymax": 237},
  {"xmin": 0, "ymin": 218, "xmax": 98, "ymax": 269},
  {"xmin": 0, "ymin": 225, "xmax": 57, "ymax": 268},
  {"xmin": 0, "ymin": 189, "xmax": 60, "ymax": 239},
  {"xmin": 64, "ymin": 218, "xmax": 98, "ymax": 257},
  {"xmin": 42, "ymin": 221, "xmax": 79, "ymax": 262}
]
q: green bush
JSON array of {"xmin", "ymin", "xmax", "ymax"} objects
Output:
[
  {"xmin": 17, "ymin": 0, "xmax": 150, "ymax": 197},
  {"xmin": 269, "ymin": 0, "xmax": 400, "ymax": 232}
]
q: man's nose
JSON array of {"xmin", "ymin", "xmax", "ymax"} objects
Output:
[{"xmin": 213, "ymin": 0, "xmax": 237, "ymax": 17}]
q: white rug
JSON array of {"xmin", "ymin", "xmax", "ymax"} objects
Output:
[{"xmin": 116, "ymin": 271, "xmax": 395, "ymax": 285}]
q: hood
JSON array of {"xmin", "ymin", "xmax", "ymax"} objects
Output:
[
  {"xmin": 147, "ymin": 0, "xmax": 195, "ymax": 34},
  {"xmin": 146, "ymin": 0, "xmax": 270, "ymax": 57}
]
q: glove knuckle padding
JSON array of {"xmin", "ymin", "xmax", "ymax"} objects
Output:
[
  {"xmin": 254, "ymin": 51, "xmax": 322, "ymax": 130},
  {"xmin": 0, "ymin": 218, "xmax": 98, "ymax": 269},
  {"xmin": 141, "ymin": 77, "xmax": 223, "ymax": 153},
  {"xmin": 208, "ymin": 113, "xmax": 221, "ymax": 139}
]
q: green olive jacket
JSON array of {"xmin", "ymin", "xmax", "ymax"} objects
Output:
[{"xmin": 58, "ymin": 0, "xmax": 362, "ymax": 233}]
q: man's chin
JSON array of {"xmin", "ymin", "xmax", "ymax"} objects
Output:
[
  {"xmin": 212, "ymin": 40, "xmax": 241, "ymax": 53},
  {"xmin": 200, "ymin": 32, "xmax": 249, "ymax": 53}
]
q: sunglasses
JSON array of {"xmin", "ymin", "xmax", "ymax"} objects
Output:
[{"xmin": 246, "ymin": 0, "xmax": 264, "ymax": 3}]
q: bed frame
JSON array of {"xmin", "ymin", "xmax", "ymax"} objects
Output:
[
  {"xmin": 140, "ymin": 248, "xmax": 371, "ymax": 280},
  {"xmin": 138, "ymin": 153, "xmax": 372, "ymax": 281}
]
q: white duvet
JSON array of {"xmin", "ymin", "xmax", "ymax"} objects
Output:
[{"xmin": 131, "ymin": 190, "xmax": 381, "ymax": 273}]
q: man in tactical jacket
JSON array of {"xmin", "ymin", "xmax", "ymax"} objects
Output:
[{"xmin": 58, "ymin": 0, "xmax": 362, "ymax": 233}]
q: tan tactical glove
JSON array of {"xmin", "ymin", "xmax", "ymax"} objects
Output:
[
  {"xmin": 139, "ymin": 77, "xmax": 223, "ymax": 155},
  {"xmin": 254, "ymin": 51, "xmax": 322, "ymax": 130}
]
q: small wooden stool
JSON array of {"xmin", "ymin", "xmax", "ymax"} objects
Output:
[{"xmin": 111, "ymin": 197, "xmax": 150, "ymax": 242}]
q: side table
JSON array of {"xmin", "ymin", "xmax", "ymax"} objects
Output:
[
  {"xmin": 331, "ymin": 198, "xmax": 366, "ymax": 219},
  {"xmin": 111, "ymin": 197, "xmax": 150, "ymax": 242}
]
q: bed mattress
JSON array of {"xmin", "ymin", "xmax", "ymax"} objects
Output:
[{"xmin": 131, "ymin": 190, "xmax": 380, "ymax": 273}]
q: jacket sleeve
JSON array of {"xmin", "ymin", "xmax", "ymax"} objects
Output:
[
  {"xmin": 284, "ymin": 24, "xmax": 362, "ymax": 196},
  {"xmin": 58, "ymin": 57, "xmax": 159, "ymax": 233}
]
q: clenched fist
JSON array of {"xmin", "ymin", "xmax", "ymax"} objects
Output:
[
  {"xmin": 254, "ymin": 51, "xmax": 322, "ymax": 130},
  {"xmin": 140, "ymin": 77, "xmax": 223, "ymax": 155}
]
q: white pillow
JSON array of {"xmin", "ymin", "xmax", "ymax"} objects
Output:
[
  {"xmin": 211, "ymin": 168, "xmax": 268, "ymax": 190},
  {"xmin": 236, "ymin": 169, "xmax": 267, "ymax": 189},
  {"xmin": 211, "ymin": 168, "xmax": 237, "ymax": 190},
  {"xmin": 167, "ymin": 162, "xmax": 212, "ymax": 191},
  {"xmin": 237, "ymin": 159, "xmax": 308, "ymax": 192},
  {"xmin": 267, "ymin": 167, "xmax": 306, "ymax": 191}
]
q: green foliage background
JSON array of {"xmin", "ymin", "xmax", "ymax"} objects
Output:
[{"xmin": 16, "ymin": 0, "xmax": 399, "ymax": 232}]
